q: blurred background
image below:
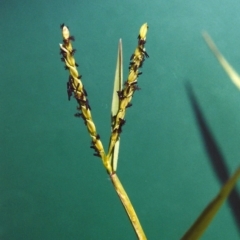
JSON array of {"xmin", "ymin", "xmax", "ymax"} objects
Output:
[{"xmin": 0, "ymin": 0, "xmax": 240, "ymax": 239}]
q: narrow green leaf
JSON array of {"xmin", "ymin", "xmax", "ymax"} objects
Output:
[
  {"xmin": 202, "ymin": 31, "xmax": 240, "ymax": 90},
  {"xmin": 110, "ymin": 39, "xmax": 123, "ymax": 171},
  {"xmin": 181, "ymin": 167, "xmax": 240, "ymax": 240}
]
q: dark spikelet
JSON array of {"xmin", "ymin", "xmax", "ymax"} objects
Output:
[
  {"xmin": 69, "ymin": 36, "xmax": 75, "ymax": 41},
  {"xmin": 144, "ymin": 51, "xmax": 149, "ymax": 58},
  {"xmin": 74, "ymin": 113, "xmax": 82, "ymax": 117},
  {"xmin": 83, "ymin": 88, "xmax": 88, "ymax": 96},
  {"xmin": 96, "ymin": 134, "xmax": 100, "ymax": 139},
  {"xmin": 117, "ymin": 90, "xmax": 124, "ymax": 99},
  {"xmin": 119, "ymin": 118, "xmax": 126, "ymax": 126},
  {"xmin": 126, "ymin": 103, "xmax": 132, "ymax": 108},
  {"xmin": 138, "ymin": 39, "xmax": 146, "ymax": 45}
]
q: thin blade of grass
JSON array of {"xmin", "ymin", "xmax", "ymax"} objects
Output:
[
  {"xmin": 202, "ymin": 31, "xmax": 240, "ymax": 90},
  {"xmin": 110, "ymin": 39, "xmax": 123, "ymax": 171},
  {"xmin": 181, "ymin": 167, "xmax": 240, "ymax": 240}
]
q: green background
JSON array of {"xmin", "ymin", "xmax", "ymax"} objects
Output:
[{"xmin": 0, "ymin": 0, "xmax": 240, "ymax": 239}]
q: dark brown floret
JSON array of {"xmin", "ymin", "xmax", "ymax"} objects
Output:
[
  {"xmin": 85, "ymin": 100, "xmax": 91, "ymax": 110},
  {"xmin": 60, "ymin": 50, "xmax": 66, "ymax": 56},
  {"xmin": 132, "ymin": 85, "xmax": 141, "ymax": 91},
  {"xmin": 111, "ymin": 115, "xmax": 117, "ymax": 127},
  {"xmin": 77, "ymin": 99, "xmax": 91, "ymax": 110},
  {"xmin": 119, "ymin": 118, "xmax": 126, "ymax": 126},
  {"xmin": 117, "ymin": 118, "xmax": 126, "ymax": 133},
  {"xmin": 113, "ymin": 128, "xmax": 118, "ymax": 134},
  {"xmin": 139, "ymin": 60, "xmax": 144, "ymax": 68},
  {"xmin": 63, "ymin": 39, "xmax": 69, "ymax": 45},
  {"xmin": 69, "ymin": 75, "xmax": 74, "ymax": 81},
  {"xmin": 133, "ymin": 64, "xmax": 138, "ymax": 72},
  {"xmin": 74, "ymin": 113, "xmax": 82, "ymax": 117},
  {"xmin": 129, "ymin": 61, "xmax": 135, "ymax": 67},
  {"xmin": 67, "ymin": 91, "xmax": 72, "ymax": 100},
  {"xmin": 75, "ymin": 83, "xmax": 80, "ymax": 91},
  {"xmin": 70, "ymin": 49, "xmax": 76, "ymax": 55},
  {"xmin": 83, "ymin": 88, "xmax": 88, "ymax": 96},
  {"xmin": 144, "ymin": 51, "xmax": 149, "ymax": 58},
  {"xmin": 93, "ymin": 153, "xmax": 101, "ymax": 157},
  {"xmin": 67, "ymin": 87, "xmax": 73, "ymax": 100},
  {"xmin": 138, "ymin": 39, "xmax": 146, "ymax": 45},
  {"xmin": 68, "ymin": 36, "xmax": 75, "ymax": 41},
  {"xmin": 126, "ymin": 103, "xmax": 132, "ymax": 108},
  {"xmin": 117, "ymin": 90, "xmax": 124, "ymax": 99},
  {"xmin": 96, "ymin": 134, "xmax": 100, "ymax": 140}
]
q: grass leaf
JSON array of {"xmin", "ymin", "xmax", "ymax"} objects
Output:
[
  {"xmin": 202, "ymin": 31, "xmax": 240, "ymax": 90},
  {"xmin": 110, "ymin": 39, "xmax": 123, "ymax": 171},
  {"xmin": 181, "ymin": 167, "xmax": 240, "ymax": 240}
]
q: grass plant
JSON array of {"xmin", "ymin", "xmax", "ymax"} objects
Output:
[{"xmin": 59, "ymin": 23, "xmax": 240, "ymax": 239}]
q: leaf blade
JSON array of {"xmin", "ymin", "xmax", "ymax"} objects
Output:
[
  {"xmin": 110, "ymin": 39, "xmax": 123, "ymax": 172},
  {"xmin": 181, "ymin": 167, "xmax": 240, "ymax": 240},
  {"xmin": 202, "ymin": 31, "xmax": 240, "ymax": 90}
]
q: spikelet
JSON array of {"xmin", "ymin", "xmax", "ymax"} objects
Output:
[
  {"xmin": 107, "ymin": 23, "xmax": 149, "ymax": 159},
  {"xmin": 59, "ymin": 24, "xmax": 111, "ymax": 173}
]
